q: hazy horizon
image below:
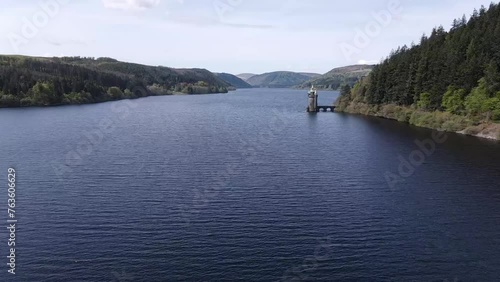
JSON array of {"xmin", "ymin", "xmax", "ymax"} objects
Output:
[{"xmin": 0, "ymin": 0, "xmax": 496, "ymax": 74}]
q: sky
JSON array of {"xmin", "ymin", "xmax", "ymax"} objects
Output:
[{"xmin": 0, "ymin": 0, "xmax": 496, "ymax": 74}]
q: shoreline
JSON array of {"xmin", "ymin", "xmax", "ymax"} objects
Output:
[
  {"xmin": 335, "ymin": 101, "xmax": 500, "ymax": 141},
  {"xmin": 0, "ymin": 90, "xmax": 229, "ymax": 109}
]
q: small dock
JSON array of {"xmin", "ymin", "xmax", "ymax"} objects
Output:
[{"xmin": 306, "ymin": 86, "xmax": 336, "ymax": 113}]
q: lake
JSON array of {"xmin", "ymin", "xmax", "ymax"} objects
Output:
[{"xmin": 0, "ymin": 88, "xmax": 499, "ymax": 281}]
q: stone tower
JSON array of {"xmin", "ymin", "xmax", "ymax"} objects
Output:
[{"xmin": 307, "ymin": 85, "xmax": 318, "ymax": 112}]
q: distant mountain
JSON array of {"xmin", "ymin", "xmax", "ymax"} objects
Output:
[
  {"xmin": 216, "ymin": 73, "xmax": 252, "ymax": 89},
  {"xmin": 247, "ymin": 71, "xmax": 321, "ymax": 88},
  {"xmin": 299, "ymin": 72, "xmax": 322, "ymax": 79},
  {"xmin": 236, "ymin": 73, "xmax": 257, "ymax": 81},
  {"xmin": 0, "ymin": 55, "xmax": 230, "ymax": 107},
  {"xmin": 298, "ymin": 65, "xmax": 375, "ymax": 90}
]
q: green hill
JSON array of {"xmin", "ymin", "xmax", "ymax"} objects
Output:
[
  {"xmin": 215, "ymin": 73, "xmax": 252, "ymax": 89},
  {"xmin": 299, "ymin": 72, "xmax": 322, "ymax": 79},
  {"xmin": 298, "ymin": 65, "xmax": 375, "ymax": 90},
  {"xmin": 336, "ymin": 3, "xmax": 500, "ymax": 139},
  {"xmin": 246, "ymin": 71, "xmax": 320, "ymax": 88},
  {"xmin": 0, "ymin": 55, "xmax": 230, "ymax": 107}
]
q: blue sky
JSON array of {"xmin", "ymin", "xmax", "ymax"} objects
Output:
[{"xmin": 0, "ymin": 0, "xmax": 496, "ymax": 74}]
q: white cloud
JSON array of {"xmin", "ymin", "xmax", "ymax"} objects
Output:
[{"xmin": 102, "ymin": 0, "xmax": 161, "ymax": 11}]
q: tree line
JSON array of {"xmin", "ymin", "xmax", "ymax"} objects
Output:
[
  {"xmin": 354, "ymin": 3, "xmax": 500, "ymax": 121},
  {"xmin": 0, "ymin": 56, "xmax": 229, "ymax": 107}
]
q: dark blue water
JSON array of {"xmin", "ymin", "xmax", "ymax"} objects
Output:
[{"xmin": 1, "ymin": 89, "xmax": 499, "ymax": 281}]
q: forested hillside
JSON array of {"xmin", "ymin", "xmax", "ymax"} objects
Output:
[
  {"xmin": 337, "ymin": 3, "xmax": 500, "ymax": 137},
  {"xmin": 0, "ymin": 56, "xmax": 230, "ymax": 107}
]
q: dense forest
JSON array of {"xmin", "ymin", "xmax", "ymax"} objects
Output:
[
  {"xmin": 0, "ymin": 56, "xmax": 230, "ymax": 107},
  {"xmin": 338, "ymin": 3, "xmax": 500, "ymax": 124}
]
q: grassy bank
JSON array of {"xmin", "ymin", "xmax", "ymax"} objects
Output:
[{"xmin": 335, "ymin": 99, "xmax": 500, "ymax": 140}]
